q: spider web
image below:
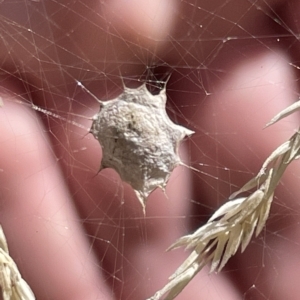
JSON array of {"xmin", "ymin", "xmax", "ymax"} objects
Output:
[{"xmin": 0, "ymin": 1, "xmax": 300, "ymax": 299}]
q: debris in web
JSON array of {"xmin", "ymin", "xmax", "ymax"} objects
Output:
[
  {"xmin": 90, "ymin": 81, "xmax": 194, "ymax": 213},
  {"xmin": 147, "ymin": 99, "xmax": 300, "ymax": 300},
  {"xmin": 0, "ymin": 225, "xmax": 35, "ymax": 300}
]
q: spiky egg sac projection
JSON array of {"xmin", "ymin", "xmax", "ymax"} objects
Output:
[{"xmin": 90, "ymin": 83, "xmax": 194, "ymax": 212}]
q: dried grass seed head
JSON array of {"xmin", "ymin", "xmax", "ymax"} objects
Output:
[
  {"xmin": 147, "ymin": 98, "xmax": 300, "ymax": 300},
  {"xmin": 0, "ymin": 226, "xmax": 35, "ymax": 300},
  {"xmin": 90, "ymin": 82, "xmax": 194, "ymax": 212}
]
